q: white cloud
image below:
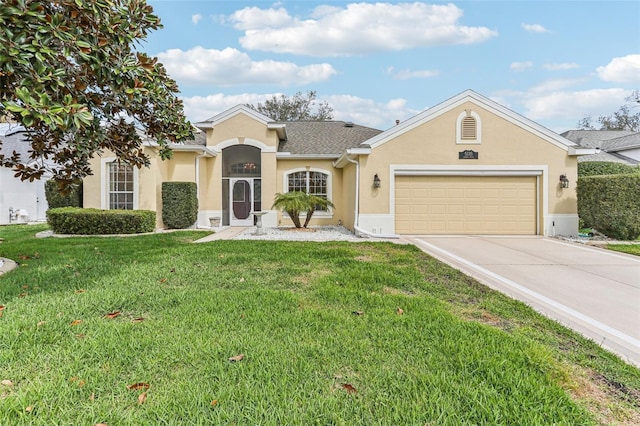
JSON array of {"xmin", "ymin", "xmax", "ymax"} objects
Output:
[
  {"xmin": 156, "ymin": 46, "xmax": 337, "ymax": 87},
  {"xmin": 181, "ymin": 93, "xmax": 420, "ymax": 129},
  {"xmin": 528, "ymin": 78, "xmax": 585, "ymax": 94},
  {"xmin": 230, "ymin": 6, "xmax": 292, "ymax": 30},
  {"xmin": 388, "ymin": 67, "xmax": 440, "ymax": 80},
  {"xmin": 543, "ymin": 63, "xmax": 579, "ymax": 71},
  {"xmin": 521, "ymin": 88, "xmax": 630, "ymax": 122},
  {"xmin": 521, "ymin": 23, "xmax": 549, "ymax": 33},
  {"xmin": 324, "ymin": 95, "xmax": 421, "ymax": 128},
  {"xmin": 510, "ymin": 61, "xmax": 533, "ymax": 72},
  {"xmin": 230, "ymin": 3, "xmax": 498, "ymax": 56},
  {"xmin": 191, "ymin": 14, "xmax": 202, "ymax": 25},
  {"xmin": 596, "ymin": 54, "xmax": 640, "ymax": 84},
  {"xmin": 182, "ymin": 93, "xmax": 270, "ymax": 122}
]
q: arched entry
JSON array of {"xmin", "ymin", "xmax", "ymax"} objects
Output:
[{"xmin": 222, "ymin": 145, "xmax": 261, "ymax": 226}]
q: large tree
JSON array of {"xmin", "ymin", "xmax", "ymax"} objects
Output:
[
  {"xmin": 0, "ymin": 0, "xmax": 193, "ymax": 185},
  {"xmin": 577, "ymin": 92, "xmax": 640, "ymax": 132},
  {"xmin": 247, "ymin": 91, "xmax": 334, "ymax": 121}
]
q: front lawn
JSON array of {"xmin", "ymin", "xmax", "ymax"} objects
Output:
[
  {"xmin": 607, "ymin": 243, "xmax": 640, "ymax": 256},
  {"xmin": 0, "ymin": 225, "xmax": 638, "ymax": 425}
]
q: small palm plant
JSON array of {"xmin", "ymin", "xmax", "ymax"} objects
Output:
[{"xmin": 272, "ymin": 192, "xmax": 335, "ymax": 228}]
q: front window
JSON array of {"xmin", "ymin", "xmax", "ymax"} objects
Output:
[
  {"xmin": 287, "ymin": 171, "xmax": 329, "ymax": 211},
  {"xmin": 108, "ymin": 162, "xmax": 134, "ymax": 210}
]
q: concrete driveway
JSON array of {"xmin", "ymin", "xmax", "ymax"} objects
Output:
[{"xmin": 402, "ymin": 235, "xmax": 640, "ymax": 367}]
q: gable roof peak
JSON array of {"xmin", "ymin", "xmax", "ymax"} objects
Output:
[
  {"xmin": 363, "ymin": 89, "xmax": 577, "ymax": 152},
  {"xmin": 194, "ymin": 105, "xmax": 274, "ymax": 130}
]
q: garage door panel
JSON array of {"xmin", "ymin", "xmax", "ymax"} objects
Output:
[{"xmin": 395, "ymin": 176, "xmax": 537, "ymax": 235}]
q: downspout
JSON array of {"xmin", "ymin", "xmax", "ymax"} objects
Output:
[
  {"xmin": 195, "ymin": 150, "xmax": 206, "ymax": 227},
  {"xmin": 344, "ymin": 155, "xmax": 360, "ymax": 228}
]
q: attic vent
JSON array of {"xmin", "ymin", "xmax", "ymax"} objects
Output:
[
  {"xmin": 344, "ymin": 122, "xmax": 354, "ymax": 127},
  {"xmin": 461, "ymin": 116, "xmax": 477, "ymax": 139}
]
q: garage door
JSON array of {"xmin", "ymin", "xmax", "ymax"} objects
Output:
[{"xmin": 395, "ymin": 176, "xmax": 537, "ymax": 234}]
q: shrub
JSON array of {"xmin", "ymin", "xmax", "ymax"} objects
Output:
[
  {"xmin": 47, "ymin": 207, "xmax": 155, "ymax": 235},
  {"xmin": 44, "ymin": 180, "xmax": 83, "ymax": 208},
  {"xmin": 578, "ymin": 161, "xmax": 639, "ymax": 177},
  {"xmin": 162, "ymin": 182, "xmax": 198, "ymax": 229},
  {"xmin": 577, "ymin": 174, "xmax": 640, "ymax": 240}
]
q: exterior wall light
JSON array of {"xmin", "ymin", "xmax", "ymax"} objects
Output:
[
  {"xmin": 560, "ymin": 174, "xmax": 569, "ymax": 188},
  {"xmin": 373, "ymin": 174, "xmax": 381, "ymax": 188}
]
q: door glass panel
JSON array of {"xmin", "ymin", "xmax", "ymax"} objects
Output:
[
  {"xmin": 254, "ymin": 179, "xmax": 261, "ymax": 211},
  {"xmin": 233, "ymin": 181, "xmax": 246, "ymax": 202}
]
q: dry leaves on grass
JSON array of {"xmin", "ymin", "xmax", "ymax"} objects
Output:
[
  {"xmin": 137, "ymin": 392, "xmax": 147, "ymax": 405},
  {"xmin": 131, "ymin": 317, "xmax": 145, "ymax": 323},
  {"xmin": 396, "ymin": 307, "xmax": 404, "ymax": 315},
  {"xmin": 342, "ymin": 383, "xmax": 357, "ymax": 394},
  {"xmin": 228, "ymin": 354, "xmax": 245, "ymax": 362},
  {"xmin": 126, "ymin": 383, "xmax": 150, "ymax": 391},
  {"xmin": 105, "ymin": 311, "xmax": 121, "ymax": 319},
  {"xmin": 1, "ymin": 380, "xmax": 13, "ymax": 387},
  {"xmin": 70, "ymin": 320, "xmax": 83, "ymax": 326},
  {"xmin": 352, "ymin": 311, "xmax": 364, "ymax": 316},
  {"xmin": 0, "ymin": 305, "xmax": 5, "ymax": 318}
]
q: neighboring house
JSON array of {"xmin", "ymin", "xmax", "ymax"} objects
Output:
[
  {"xmin": 0, "ymin": 124, "xmax": 50, "ymax": 224},
  {"xmin": 83, "ymin": 90, "xmax": 592, "ymax": 236},
  {"xmin": 561, "ymin": 130, "xmax": 640, "ymax": 165}
]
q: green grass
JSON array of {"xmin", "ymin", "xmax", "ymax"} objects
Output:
[
  {"xmin": 0, "ymin": 224, "xmax": 638, "ymax": 425},
  {"xmin": 607, "ymin": 244, "xmax": 640, "ymax": 256}
]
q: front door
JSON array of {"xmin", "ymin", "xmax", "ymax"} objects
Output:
[{"xmin": 229, "ymin": 178, "xmax": 253, "ymax": 226}]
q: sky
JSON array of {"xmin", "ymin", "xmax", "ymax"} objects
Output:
[{"xmin": 144, "ymin": 1, "xmax": 640, "ymax": 133}]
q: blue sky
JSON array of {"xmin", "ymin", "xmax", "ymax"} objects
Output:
[{"xmin": 145, "ymin": 1, "xmax": 640, "ymax": 132}]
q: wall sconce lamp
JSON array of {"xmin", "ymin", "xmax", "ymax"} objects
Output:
[
  {"xmin": 559, "ymin": 174, "xmax": 569, "ymax": 188},
  {"xmin": 373, "ymin": 174, "xmax": 381, "ymax": 188}
]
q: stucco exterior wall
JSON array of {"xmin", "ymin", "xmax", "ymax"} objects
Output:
[
  {"xmin": 358, "ymin": 101, "xmax": 578, "ymax": 235},
  {"xmin": 275, "ymin": 159, "xmax": 343, "ymax": 227},
  {"xmin": 205, "ymin": 114, "xmax": 280, "ymax": 149}
]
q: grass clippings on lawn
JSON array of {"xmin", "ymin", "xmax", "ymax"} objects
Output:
[{"xmin": 0, "ymin": 224, "xmax": 638, "ymax": 425}]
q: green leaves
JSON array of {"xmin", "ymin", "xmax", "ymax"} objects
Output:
[{"xmin": 0, "ymin": 0, "xmax": 193, "ymax": 185}]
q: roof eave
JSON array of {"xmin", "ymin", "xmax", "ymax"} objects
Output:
[
  {"xmin": 276, "ymin": 152, "xmax": 339, "ymax": 160},
  {"xmin": 333, "ymin": 147, "xmax": 372, "ymax": 168},
  {"xmin": 568, "ymin": 147, "xmax": 599, "ymax": 156}
]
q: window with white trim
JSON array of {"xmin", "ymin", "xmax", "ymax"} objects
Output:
[
  {"xmin": 287, "ymin": 170, "xmax": 329, "ymax": 211},
  {"xmin": 456, "ymin": 110, "xmax": 482, "ymax": 144},
  {"xmin": 108, "ymin": 162, "xmax": 134, "ymax": 210}
]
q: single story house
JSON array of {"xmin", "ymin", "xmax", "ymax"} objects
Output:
[
  {"xmin": 0, "ymin": 124, "xmax": 50, "ymax": 224},
  {"xmin": 83, "ymin": 90, "xmax": 592, "ymax": 237}
]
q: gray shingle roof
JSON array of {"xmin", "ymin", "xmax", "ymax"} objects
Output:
[
  {"xmin": 561, "ymin": 130, "xmax": 636, "ymax": 148},
  {"xmin": 0, "ymin": 129, "xmax": 31, "ymax": 160},
  {"xmin": 277, "ymin": 121, "xmax": 382, "ymax": 155},
  {"xmin": 603, "ymin": 132, "xmax": 640, "ymax": 152},
  {"xmin": 577, "ymin": 151, "xmax": 639, "ymax": 164}
]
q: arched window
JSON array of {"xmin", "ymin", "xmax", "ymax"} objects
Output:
[
  {"xmin": 285, "ymin": 169, "xmax": 330, "ymax": 212},
  {"xmin": 456, "ymin": 110, "xmax": 482, "ymax": 144}
]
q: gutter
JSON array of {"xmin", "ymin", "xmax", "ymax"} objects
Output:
[{"xmin": 568, "ymin": 147, "xmax": 599, "ymax": 156}]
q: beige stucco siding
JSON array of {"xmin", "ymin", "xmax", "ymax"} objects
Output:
[
  {"xmin": 358, "ymin": 102, "xmax": 577, "ymax": 235},
  {"xmin": 275, "ymin": 159, "xmax": 343, "ymax": 227},
  {"xmin": 206, "ymin": 114, "xmax": 280, "ymax": 149}
]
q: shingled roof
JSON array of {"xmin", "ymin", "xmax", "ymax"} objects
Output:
[{"xmin": 277, "ymin": 121, "xmax": 382, "ymax": 156}]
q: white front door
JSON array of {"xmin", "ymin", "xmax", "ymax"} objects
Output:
[{"xmin": 229, "ymin": 178, "xmax": 253, "ymax": 226}]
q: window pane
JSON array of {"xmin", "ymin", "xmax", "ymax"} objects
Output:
[{"xmin": 108, "ymin": 162, "xmax": 134, "ymax": 210}]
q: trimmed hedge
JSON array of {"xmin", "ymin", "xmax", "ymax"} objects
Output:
[
  {"xmin": 47, "ymin": 207, "xmax": 156, "ymax": 235},
  {"xmin": 162, "ymin": 181, "xmax": 198, "ymax": 229},
  {"xmin": 578, "ymin": 161, "xmax": 639, "ymax": 177},
  {"xmin": 45, "ymin": 180, "xmax": 83, "ymax": 208},
  {"xmin": 577, "ymin": 174, "xmax": 640, "ymax": 240}
]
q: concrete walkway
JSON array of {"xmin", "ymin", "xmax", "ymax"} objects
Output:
[
  {"xmin": 403, "ymin": 235, "xmax": 640, "ymax": 367},
  {"xmin": 193, "ymin": 227, "xmax": 250, "ymax": 243}
]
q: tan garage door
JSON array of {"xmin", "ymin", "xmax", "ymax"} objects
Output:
[{"xmin": 395, "ymin": 175, "xmax": 537, "ymax": 235}]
